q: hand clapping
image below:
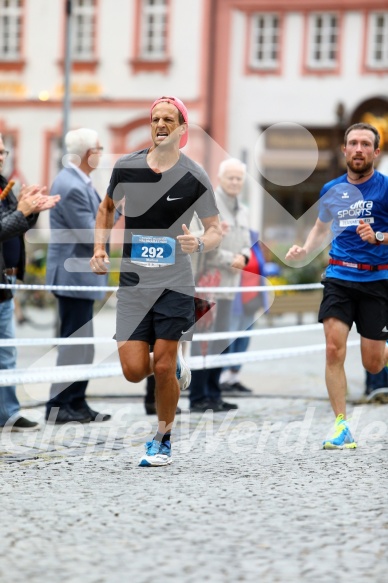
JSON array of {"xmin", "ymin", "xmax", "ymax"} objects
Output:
[{"xmin": 17, "ymin": 184, "xmax": 60, "ymax": 216}]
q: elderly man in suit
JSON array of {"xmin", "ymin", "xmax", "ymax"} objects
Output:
[{"xmin": 45, "ymin": 128, "xmax": 111, "ymax": 424}]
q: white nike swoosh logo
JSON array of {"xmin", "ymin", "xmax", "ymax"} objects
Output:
[
  {"xmin": 382, "ymin": 326, "xmax": 388, "ymax": 333},
  {"xmin": 181, "ymin": 329, "xmax": 190, "ymax": 334},
  {"xmin": 167, "ymin": 195, "xmax": 183, "ymax": 201}
]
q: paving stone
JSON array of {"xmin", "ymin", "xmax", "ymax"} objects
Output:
[{"xmin": 0, "ymin": 398, "xmax": 387, "ymax": 582}]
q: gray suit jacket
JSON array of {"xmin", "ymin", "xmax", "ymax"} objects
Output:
[{"xmin": 46, "ymin": 167, "xmax": 108, "ymax": 300}]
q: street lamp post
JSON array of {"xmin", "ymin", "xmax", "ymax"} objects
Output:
[{"xmin": 62, "ymin": 0, "xmax": 73, "ymax": 155}]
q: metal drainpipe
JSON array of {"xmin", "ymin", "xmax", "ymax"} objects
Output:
[
  {"xmin": 62, "ymin": 0, "xmax": 73, "ymax": 156},
  {"xmin": 204, "ymin": 0, "xmax": 217, "ymax": 175}
]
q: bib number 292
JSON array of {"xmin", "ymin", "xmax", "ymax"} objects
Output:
[
  {"xmin": 131, "ymin": 234, "xmax": 176, "ymax": 266},
  {"xmin": 141, "ymin": 246, "xmax": 163, "ymax": 259}
]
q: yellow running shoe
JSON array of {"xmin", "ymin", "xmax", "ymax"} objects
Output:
[{"xmin": 323, "ymin": 414, "xmax": 357, "ymax": 450}]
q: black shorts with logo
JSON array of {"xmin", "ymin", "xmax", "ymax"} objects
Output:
[
  {"xmin": 318, "ymin": 277, "xmax": 388, "ymax": 341},
  {"xmin": 116, "ymin": 286, "xmax": 195, "ymax": 344}
]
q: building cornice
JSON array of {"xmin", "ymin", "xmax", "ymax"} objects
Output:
[
  {"xmin": 0, "ymin": 98, "xmax": 202, "ymax": 109},
  {"xmin": 229, "ymin": 0, "xmax": 387, "ymax": 10}
]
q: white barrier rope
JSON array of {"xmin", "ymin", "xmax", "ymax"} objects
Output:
[
  {"xmin": 0, "ymin": 337, "xmax": 114, "ymax": 347},
  {"xmin": 190, "ymin": 323, "xmax": 323, "ymax": 342},
  {"xmin": 191, "ymin": 339, "xmax": 360, "ymax": 368},
  {"xmin": 0, "ymin": 281, "xmax": 328, "ymax": 386},
  {"xmin": 0, "ymin": 339, "xmax": 359, "ymax": 386},
  {"xmin": 0, "ymin": 323, "xmax": 324, "ymax": 347},
  {"xmin": 0, "ymin": 282, "xmax": 322, "ymax": 293},
  {"xmin": 0, "ymin": 283, "xmax": 117, "ymax": 292}
]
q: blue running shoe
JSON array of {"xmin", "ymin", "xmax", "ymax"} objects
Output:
[
  {"xmin": 138, "ymin": 439, "xmax": 172, "ymax": 467},
  {"xmin": 176, "ymin": 344, "xmax": 191, "ymax": 391},
  {"xmin": 322, "ymin": 414, "xmax": 357, "ymax": 450}
]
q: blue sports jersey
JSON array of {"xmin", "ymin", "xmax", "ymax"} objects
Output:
[{"xmin": 318, "ymin": 171, "xmax": 388, "ymax": 281}]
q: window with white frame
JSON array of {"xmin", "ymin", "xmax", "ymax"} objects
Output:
[
  {"xmin": 0, "ymin": 0, "xmax": 22, "ymax": 61},
  {"xmin": 307, "ymin": 13, "xmax": 339, "ymax": 69},
  {"xmin": 140, "ymin": 0, "xmax": 168, "ymax": 60},
  {"xmin": 250, "ymin": 13, "xmax": 280, "ymax": 70},
  {"xmin": 72, "ymin": 0, "xmax": 96, "ymax": 61},
  {"xmin": 367, "ymin": 12, "xmax": 388, "ymax": 69}
]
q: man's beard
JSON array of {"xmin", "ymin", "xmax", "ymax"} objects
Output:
[{"xmin": 347, "ymin": 158, "xmax": 373, "ymax": 176}]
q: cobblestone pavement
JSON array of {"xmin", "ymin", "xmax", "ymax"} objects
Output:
[{"xmin": 1, "ymin": 397, "xmax": 387, "ymax": 583}]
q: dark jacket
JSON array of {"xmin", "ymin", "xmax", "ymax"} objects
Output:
[{"xmin": 0, "ymin": 175, "xmax": 38, "ymax": 300}]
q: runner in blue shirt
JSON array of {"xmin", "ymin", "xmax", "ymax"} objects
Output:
[{"xmin": 286, "ymin": 123, "xmax": 388, "ymax": 449}]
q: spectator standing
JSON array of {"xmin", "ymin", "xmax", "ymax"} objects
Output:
[
  {"xmin": 189, "ymin": 158, "xmax": 251, "ymax": 412},
  {"xmin": 220, "ymin": 229, "xmax": 268, "ymax": 393},
  {"xmin": 0, "ymin": 133, "xmax": 60, "ymax": 430},
  {"xmin": 45, "ymin": 128, "xmax": 111, "ymax": 424}
]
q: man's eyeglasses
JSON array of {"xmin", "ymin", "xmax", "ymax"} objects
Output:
[
  {"xmin": 0, "ymin": 150, "xmax": 9, "ymax": 158},
  {"xmin": 90, "ymin": 146, "xmax": 103, "ymax": 152}
]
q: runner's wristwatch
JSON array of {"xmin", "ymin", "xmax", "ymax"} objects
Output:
[
  {"xmin": 196, "ymin": 238, "xmax": 204, "ymax": 253},
  {"xmin": 375, "ymin": 231, "xmax": 384, "ymax": 245}
]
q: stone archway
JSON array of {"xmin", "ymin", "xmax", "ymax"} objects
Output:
[{"xmin": 350, "ymin": 96, "xmax": 388, "ymax": 151}]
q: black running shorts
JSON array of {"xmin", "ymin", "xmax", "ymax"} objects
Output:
[
  {"xmin": 318, "ymin": 277, "xmax": 388, "ymax": 341},
  {"xmin": 116, "ymin": 286, "xmax": 195, "ymax": 343}
]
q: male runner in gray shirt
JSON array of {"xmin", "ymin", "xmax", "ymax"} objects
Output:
[{"xmin": 91, "ymin": 96, "xmax": 222, "ymax": 467}]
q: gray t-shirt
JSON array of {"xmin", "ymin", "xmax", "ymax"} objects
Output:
[{"xmin": 107, "ymin": 149, "xmax": 219, "ymax": 289}]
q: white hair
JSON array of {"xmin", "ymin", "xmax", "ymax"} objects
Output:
[
  {"xmin": 65, "ymin": 128, "xmax": 99, "ymax": 157},
  {"xmin": 218, "ymin": 158, "xmax": 247, "ymax": 178}
]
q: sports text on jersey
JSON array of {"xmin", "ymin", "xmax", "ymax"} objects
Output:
[{"xmin": 337, "ymin": 199, "xmax": 373, "ymax": 219}]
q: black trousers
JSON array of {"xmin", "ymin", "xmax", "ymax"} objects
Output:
[
  {"xmin": 189, "ymin": 298, "xmax": 233, "ymax": 405},
  {"xmin": 47, "ymin": 296, "xmax": 94, "ymax": 410}
]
